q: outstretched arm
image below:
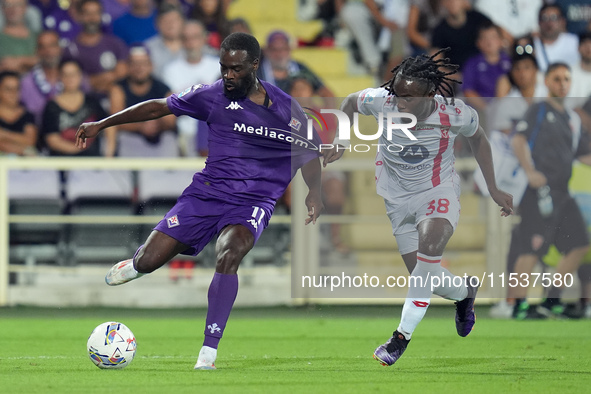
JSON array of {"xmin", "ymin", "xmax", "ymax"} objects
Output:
[
  {"xmin": 468, "ymin": 125, "xmax": 514, "ymax": 216},
  {"xmin": 301, "ymin": 157, "xmax": 324, "ymax": 225},
  {"xmin": 75, "ymin": 98, "xmax": 172, "ymax": 149},
  {"xmin": 322, "ymin": 91, "xmax": 360, "ymax": 167}
]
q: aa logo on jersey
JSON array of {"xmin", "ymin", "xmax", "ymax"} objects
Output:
[{"xmin": 399, "ymin": 145, "xmax": 429, "ymax": 164}]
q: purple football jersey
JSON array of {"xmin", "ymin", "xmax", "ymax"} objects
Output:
[{"xmin": 166, "ymin": 80, "xmax": 321, "ymax": 206}]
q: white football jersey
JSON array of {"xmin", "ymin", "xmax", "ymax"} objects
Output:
[{"xmin": 356, "ymin": 88, "xmax": 479, "ymax": 198}]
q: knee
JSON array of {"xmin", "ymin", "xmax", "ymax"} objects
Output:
[{"xmin": 215, "ymin": 238, "xmax": 252, "ymax": 275}]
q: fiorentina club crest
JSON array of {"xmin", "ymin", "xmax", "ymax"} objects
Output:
[
  {"xmin": 289, "ymin": 117, "xmax": 302, "ymax": 131},
  {"xmin": 167, "ymin": 215, "xmax": 180, "ymax": 228}
]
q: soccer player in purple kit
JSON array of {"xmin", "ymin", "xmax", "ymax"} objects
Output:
[{"xmin": 74, "ymin": 32, "xmax": 324, "ymax": 370}]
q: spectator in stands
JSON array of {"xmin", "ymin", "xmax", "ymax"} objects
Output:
[
  {"xmin": 406, "ymin": 0, "xmax": 443, "ymax": 56},
  {"xmin": 473, "ymin": 0, "xmax": 542, "ymax": 43},
  {"xmin": 258, "ymin": 30, "xmax": 334, "ymax": 103},
  {"xmin": 0, "ymin": 71, "xmax": 38, "ymax": 155},
  {"xmin": 340, "ymin": 0, "xmax": 408, "ymax": 76},
  {"xmin": 112, "ymin": 0, "xmax": 158, "ymax": 46},
  {"xmin": 162, "ymin": 20, "xmax": 219, "ymax": 157},
  {"xmin": 510, "ymin": 62, "xmax": 591, "ymax": 319},
  {"xmin": 462, "ymin": 23, "xmax": 512, "ymax": 111},
  {"xmin": 111, "ymin": 45, "xmax": 177, "ymax": 157},
  {"xmin": 191, "ymin": 0, "xmax": 229, "ymax": 50},
  {"xmin": 227, "ymin": 17, "xmax": 252, "ymax": 35},
  {"xmin": 496, "ymin": 53, "xmax": 547, "ymax": 103},
  {"xmin": 548, "ymin": 0, "xmax": 591, "ymax": 35},
  {"xmin": 431, "ymin": 0, "xmax": 493, "ymax": 72},
  {"xmin": 0, "ymin": 0, "xmax": 39, "ymax": 74},
  {"xmin": 102, "ymin": 0, "xmax": 131, "ymax": 22},
  {"xmin": 533, "ymin": 3, "xmax": 580, "ymax": 72},
  {"xmin": 41, "ymin": 59, "xmax": 115, "ymax": 156},
  {"xmin": 145, "ymin": 4, "xmax": 184, "ymax": 81},
  {"xmin": 569, "ymin": 31, "xmax": 591, "ymax": 101},
  {"xmin": 0, "ymin": 0, "xmax": 42, "ymax": 33},
  {"xmin": 298, "ymin": 0, "xmax": 344, "ymax": 46},
  {"xmin": 20, "ymin": 30, "xmax": 63, "ymax": 127},
  {"xmin": 29, "ymin": 0, "xmax": 60, "ymax": 21},
  {"xmin": 63, "ymin": 0, "xmax": 128, "ymax": 96},
  {"xmin": 487, "ymin": 53, "xmax": 548, "ymax": 319},
  {"xmin": 43, "ymin": 0, "xmax": 82, "ymax": 46}
]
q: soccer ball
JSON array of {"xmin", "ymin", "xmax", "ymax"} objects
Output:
[{"xmin": 87, "ymin": 322, "xmax": 137, "ymax": 369}]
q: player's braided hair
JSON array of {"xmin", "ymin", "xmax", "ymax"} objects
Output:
[{"xmin": 381, "ymin": 48, "xmax": 461, "ymax": 105}]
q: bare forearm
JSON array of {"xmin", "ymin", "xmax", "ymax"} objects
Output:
[
  {"xmin": 98, "ymin": 99, "xmax": 171, "ymax": 131},
  {"xmin": 469, "ymin": 128, "xmax": 498, "ymax": 192},
  {"xmin": 301, "ymin": 157, "xmax": 322, "ymax": 194},
  {"xmin": 511, "ymin": 134, "xmax": 536, "ymax": 174}
]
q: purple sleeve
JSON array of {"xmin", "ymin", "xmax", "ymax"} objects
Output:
[{"xmin": 166, "ymin": 83, "xmax": 214, "ymax": 121}]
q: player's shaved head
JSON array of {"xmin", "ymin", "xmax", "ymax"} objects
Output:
[{"xmin": 221, "ymin": 32, "xmax": 260, "ymax": 64}]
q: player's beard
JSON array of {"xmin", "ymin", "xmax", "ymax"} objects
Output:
[{"xmin": 223, "ymin": 72, "xmax": 256, "ymax": 100}]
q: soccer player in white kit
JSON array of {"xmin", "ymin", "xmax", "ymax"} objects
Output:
[{"xmin": 323, "ymin": 49, "xmax": 513, "ymax": 366}]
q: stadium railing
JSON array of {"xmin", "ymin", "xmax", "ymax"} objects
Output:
[{"xmin": 0, "ymin": 156, "xmax": 510, "ymax": 307}]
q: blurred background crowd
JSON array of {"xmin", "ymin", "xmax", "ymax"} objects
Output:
[
  {"xmin": 3, "ymin": 0, "xmax": 591, "ymax": 315},
  {"xmin": 0, "ymin": 0, "xmax": 590, "ymax": 160}
]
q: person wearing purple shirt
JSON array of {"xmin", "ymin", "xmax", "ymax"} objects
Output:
[
  {"xmin": 74, "ymin": 32, "xmax": 324, "ymax": 370},
  {"xmin": 463, "ymin": 23, "xmax": 512, "ymax": 112},
  {"xmin": 63, "ymin": 0, "xmax": 128, "ymax": 95}
]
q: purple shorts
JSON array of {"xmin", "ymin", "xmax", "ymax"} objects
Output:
[{"xmin": 154, "ymin": 192, "xmax": 274, "ymax": 256}]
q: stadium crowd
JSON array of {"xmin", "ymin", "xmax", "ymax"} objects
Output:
[{"xmin": 2, "ymin": 0, "xmax": 591, "ymax": 318}]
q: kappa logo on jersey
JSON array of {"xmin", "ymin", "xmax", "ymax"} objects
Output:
[
  {"xmin": 289, "ymin": 117, "xmax": 302, "ymax": 131},
  {"xmin": 441, "ymin": 128, "xmax": 450, "ymax": 139},
  {"xmin": 208, "ymin": 323, "xmax": 221, "ymax": 334},
  {"xmin": 225, "ymin": 101, "xmax": 243, "ymax": 110},
  {"xmin": 399, "ymin": 145, "xmax": 429, "ymax": 164},
  {"xmin": 167, "ymin": 215, "xmax": 180, "ymax": 228}
]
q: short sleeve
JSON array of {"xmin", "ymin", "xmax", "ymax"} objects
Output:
[
  {"xmin": 457, "ymin": 105, "xmax": 479, "ymax": 137},
  {"xmin": 166, "ymin": 83, "xmax": 215, "ymax": 121},
  {"xmin": 356, "ymin": 87, "xmax": 388, "ymax": 116}
]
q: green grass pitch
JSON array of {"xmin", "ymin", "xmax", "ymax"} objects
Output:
[{"xmin": 1, "ymin": 305, "xmax": 590, "ymax": 393}]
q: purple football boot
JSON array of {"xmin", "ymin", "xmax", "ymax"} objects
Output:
[
  {"xmin": 373, "ymin": 331, "xmax": 410, "ymax": 366},
  {"xmin": 455, "ymin": 276, "xmax": 480, "ymax": 337}
]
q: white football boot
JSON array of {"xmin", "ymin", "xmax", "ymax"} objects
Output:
[
  {"xmin": 194, "ymin": 346, "xmax": 217, "ymax": 370},
  {"xmin": 105, "ymin": 259, "xmax": 144, "ymax": 286}
]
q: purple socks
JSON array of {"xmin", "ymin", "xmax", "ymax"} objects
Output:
[{"xmin": 203, "ymin": 273, "xmax": 239, "ymax": 349}]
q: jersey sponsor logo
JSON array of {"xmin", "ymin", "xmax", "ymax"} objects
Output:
[
  {"xmin": 289, "ymin": 117, "xmax": 302, "ymax": 131},
  {"xmin": 396, "ymin": 163, "xmax": 432, "ymax": 170},
  {"xmin": 225, "ymin": 101, "xmax": 244, "ymax": 110},
  {"xmin": 233, "ymin": 123, "xmax": 318, "ymax": 150},
  {"xmin": 167, "ymin": 215, "xmax": 180, "ymax": 228},
  {"xmin": 399, "ymin": 144, "xmax": 429, "ymax": 164}
]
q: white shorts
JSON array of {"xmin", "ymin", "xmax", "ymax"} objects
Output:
[{"xmin": 384, "ymin": 182, "xmax": 461, "ymax": 255}]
